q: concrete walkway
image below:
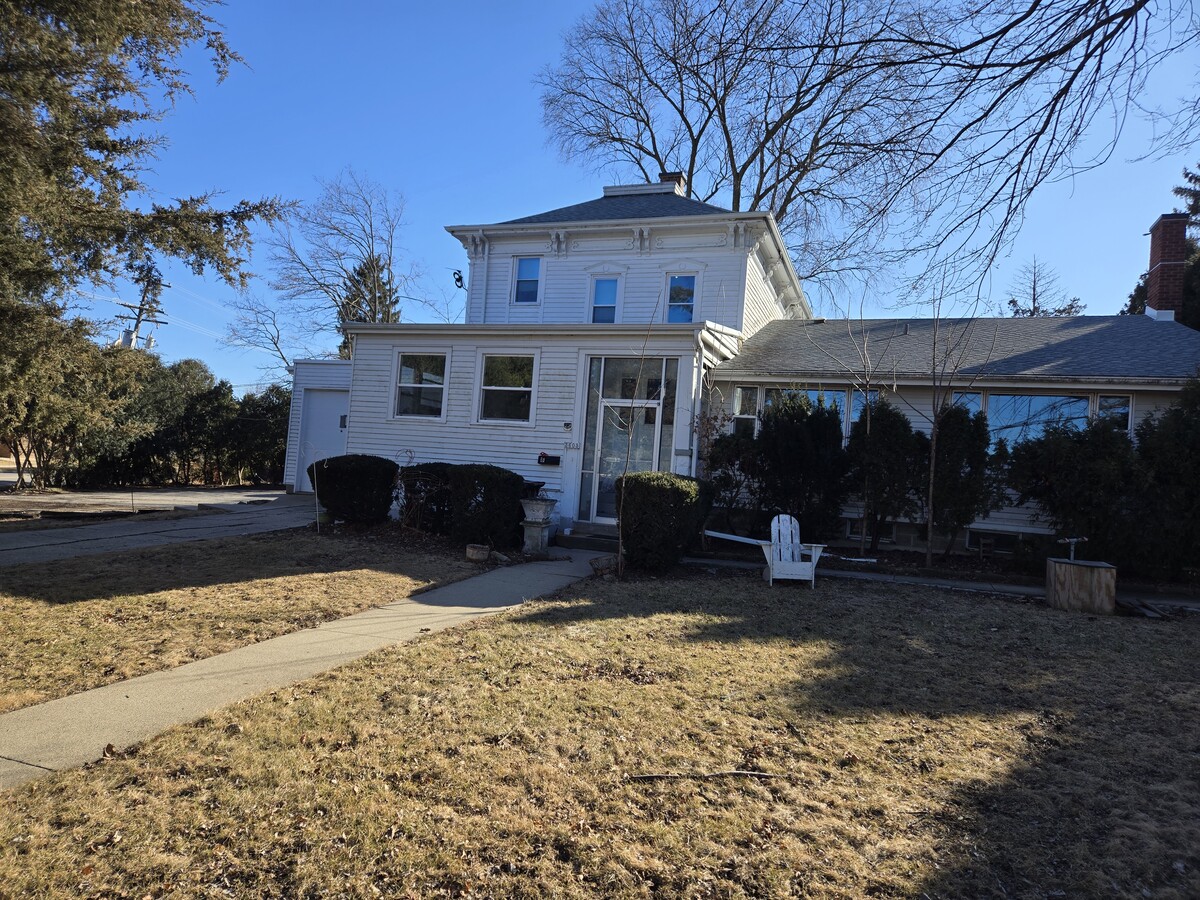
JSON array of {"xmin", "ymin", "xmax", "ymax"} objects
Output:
[
  {"xmin": 0, "ymin": 550, "xmax": 602, "ymax": 789},
  {"xmin": 0, "ymin": 494, "xmax": 315, "ymax": 567}
]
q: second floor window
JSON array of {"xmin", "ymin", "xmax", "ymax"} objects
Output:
[
  {"xmin": 514, "ymin": 258, "xmax": 540, "ymax": 303},
  {"xmin": 591, "ymin": 277, "xmax": 618, "ymax": 323},
  {"xmin": 667, "ymin": 274, "xmax": 695, "ymax": 323}
]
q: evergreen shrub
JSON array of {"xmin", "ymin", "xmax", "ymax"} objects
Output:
[
  {"xmin": 616, "ymin": 471, "xmax": 704, "ymax": 572},
  {"xmin": 448, "ymin": 464, "xmax": 525, "ymax": 548},
  {"xmin": 397, "ymin": 462, "xmax": 454, "ymax": 534},
  {"xmin": 307, "ymin": 454, "xmax": 399, "ymax": 524}
]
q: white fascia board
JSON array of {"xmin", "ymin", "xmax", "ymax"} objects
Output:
[
  {"xmin": 444, "ymin": 210, "xmax": 772, "ymax": 237},
  {"xmin": 344, "ymin": 321, "xmax": 713, "ymax": 339}
]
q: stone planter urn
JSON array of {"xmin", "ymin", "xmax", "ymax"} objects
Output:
[{"xmin": 520, "ymin": 497, "xmax": 557, "ymax": 554}]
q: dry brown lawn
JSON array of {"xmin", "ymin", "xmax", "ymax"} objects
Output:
[
  {"xmin": 1, "ymin": 570, "xmax": 1198, "ymax": 899},
  {"xmin": 0, "ymin": 527, "xmax": 474, "ymax": 712}
]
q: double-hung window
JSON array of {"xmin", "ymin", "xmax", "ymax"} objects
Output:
[
  {"xmin": 395, "ymin": 353, "xmax": 447, "ymax": 418},
  {"xmin": 732, "ymin": 386, "xmax": 759, "ymax": 438},
  {"xmin": 591, "ymin": 277, "xmax": 619, "ymax": 323},
  {"xmin": 514, "ymin": 258, "xmax": 541, "ymax": 304},
  {"xmin": 478, "ymin": 354, "xmax": 536, "ymax": 422},
  {"xmin": 666, "ymin": 274, "xmax": 696, "ymax": 323}
]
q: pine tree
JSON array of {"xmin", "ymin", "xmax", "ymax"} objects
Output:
[{"xmin": 0, "ymin": 1, "xmax": 285, "ymax": 304}]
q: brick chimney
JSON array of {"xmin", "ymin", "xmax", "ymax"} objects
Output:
[
  {"xmin": 1145, "ymin": 212, "xmax": 1190, "ymax": 320},
  {"xmin": 658, "ymin": 171, "xmax": 687, "ymax": 194}
]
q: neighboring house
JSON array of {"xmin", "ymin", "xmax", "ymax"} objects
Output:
[{"xmin": 285, "ymin": 185, "xmax": 1200, "ymax": 549}]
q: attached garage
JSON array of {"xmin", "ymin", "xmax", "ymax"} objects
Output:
[{"xmin": 282, "ymin": 360, "xmax": 352, "ymax": 493}]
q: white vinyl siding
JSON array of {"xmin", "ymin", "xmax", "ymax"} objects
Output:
[
  {"xmin": 471, "ymin": 230, "xmax": 753, "ymax": 328},
  {"xmin": 345, "ymin": 330, "xmax": 705, "ymax": 525}
]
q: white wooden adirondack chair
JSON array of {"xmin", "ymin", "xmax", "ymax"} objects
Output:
[
  {"xmin": 704, "ymin": 514, "xmax": 826, "ymax": 587},
  {"xmin": 762, "ymin": 514, "xmax": 825, "ymax": 587}
]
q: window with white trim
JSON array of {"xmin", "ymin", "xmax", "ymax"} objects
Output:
[
  {"xmin": 591, "ymin": 277, "xmax": 619, "ymax": 323},
  {"xmin": 666, "ymin": 274, "xmax": 696, "ymax": 323},
  {"xmin": 513, "ymin": 258, "xmax": 541, "ymax": 304},
  {"xmin": 732, "ymin": 386, "xmax": 758, "ymax": 438},
  {"xmin": 987, "ymin": 393, "xmax": 1089, "ymax": 447},
  {"xmin": 395, "ymin": 353, "xmax": 447, "ymax": 418},
  {"xmin": 478, "ymin": 354, "xmax": 535, "ymax": 422},
  {"xmin": 1097, "ymin": 395, "xmax": 1132, "ymax": 430}
]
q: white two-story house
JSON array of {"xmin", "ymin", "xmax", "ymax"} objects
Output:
[
  {"xmin": 286, "ymin": 174, "xmax": 805, "ymax": 529},
  {"xmin": 284, "ymin": 185, "xmax": 1200, "ymax": 548}
]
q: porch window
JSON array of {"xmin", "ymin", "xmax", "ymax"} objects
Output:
[
  {"xmin": 953, "ymin": 391, "xmax": 983, "ymax": 414},
  {"xmin": 987, "ymin": 393, "xmax": 1089, "ymax": 448},
  {"xmin": 513, "ymin": 257, "xmax": 541, "ymax": 304},
  {"xmin": 1097, "ymin": 395, "xmax": 1132, "ymax": 431},
  {"xmin": 478, "ymin": 354, "xmax": 535, "ymax": 422},
  {"xmin": 666, "ymin": 274, "xmax": 696, "ymax": 323},
  {"xmin": 849, "ymin": 389, "xmax": 880, "ymax": 428},
  {"xmin": 591, "ymin": 277, "xmax": 618, "ymax": 323},
  {"xmin": 395, "ymin": 353, "xmax": 447, "ymax": 418}
]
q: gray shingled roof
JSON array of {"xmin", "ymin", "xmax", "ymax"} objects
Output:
[
  {"xmin": 501, "ymin": 192, "xmax": 732, "ymax": 225},
  {"xmin": 714, "ymin": 316, "xmax": 1200, "ymax": 382}
]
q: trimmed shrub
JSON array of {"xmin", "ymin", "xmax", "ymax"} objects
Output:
[
  {"xmin": 397, "ymin": 462, "xmax": 454, "ymax": 534},
  {"xmin": 307, "ymin": 454, "xmax": 399, "ymax": 525},
  {"xmin": 616, "ymin": 471, "xmax": 703, "ymax": 572},
  {"xmin": 753, "ymin": 392, "xmax": 849, "ymax": 541},
  {"xmin": 448, "ymin": 464, "xmax": 525, "ymax": 549}
]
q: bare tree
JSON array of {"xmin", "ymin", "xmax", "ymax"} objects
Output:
[
  {"xmin": 540, "ymin": 0, "xmax": 1200, "ymax": 293},
  {"xmin": 1005, "ymin": 257, "xmax": 1085, "ymax": 317},
  {"xmin": 226, "ymin": 169, "xmax": 421, "ymax": 363}
]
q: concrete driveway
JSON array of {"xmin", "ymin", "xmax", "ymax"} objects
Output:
[{"xmin": 0, "ymin": 493, "xmax": 316, "ymax": 567}]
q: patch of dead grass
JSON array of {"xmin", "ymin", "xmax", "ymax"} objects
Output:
[
  {"xmin": 0, "ymin": 526, "xmax": 474, "ymax": 712},
  {"xmin": 0, "ymin": 571, "xmax": 1198, "ymax": 898}
]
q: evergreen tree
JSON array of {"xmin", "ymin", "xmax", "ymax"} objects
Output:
[
  {"xmin": 846, "ymin": 397, "xmax": 923, "ymax": 551},
  {"xmin": 916, "ymin": 405, "xmax": 999, "ymax": 556},
  {"xmin": 337, "ymin": 253, "xmax": 401, "ymax": 356},
  {"xmin": 0, "ymin": 1, "xmax": 284, "ymax": 305},
  {"xmin": 752, "ymin": 393, "xmax": 849, "ymax": 541}
]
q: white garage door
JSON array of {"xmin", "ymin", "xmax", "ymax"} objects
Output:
[{"xmin": 296, "ymin": 389, "xmax": 349, "ymax": 493}]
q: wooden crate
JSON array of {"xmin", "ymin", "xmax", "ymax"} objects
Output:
[{"xmin": 1045, "ymin": 558, "xmax": 1116, "ymax": 615}]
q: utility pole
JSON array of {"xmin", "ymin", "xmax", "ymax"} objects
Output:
[{"xmin": 114, "ymin": 279, "xmax": 169, "ymax": 349}]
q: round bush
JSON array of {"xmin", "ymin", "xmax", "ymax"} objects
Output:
[
  {"xmin": 616, "ymin": 471, "xmax": 705, "ymax": 572},
  {"xmin": 307, "ymin": 454, "xmax": 399, "ymax": 525}
]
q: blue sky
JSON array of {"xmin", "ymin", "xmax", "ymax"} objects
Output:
[{"xmin": 77, "ymin": 0, "xmax": 1198, "ymax": 392}]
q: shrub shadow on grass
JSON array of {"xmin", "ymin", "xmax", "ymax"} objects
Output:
[
  {"xmin": 0, "ymin": 526, "xmax": 466, "ymax": 604},
  {"xmin": 514, "ymin": 569, "xmax": 1200, "ymax": 898}
]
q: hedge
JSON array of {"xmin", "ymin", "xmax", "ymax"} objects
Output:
[
  {"xmin": 396, "ymin": 462, "xmax": 525, "ymax": 549},
  {"xmin": 449, "ymin": 464, "xmax": 525, "ymax": 549},
  {"xmin": 307, "ymin": 454, "xmax": 399, "ymax": 525}
]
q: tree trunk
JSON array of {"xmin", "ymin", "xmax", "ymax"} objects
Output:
[{"xmin": 925, "ymin": 418, "xmax": 938, "ymax": 568}]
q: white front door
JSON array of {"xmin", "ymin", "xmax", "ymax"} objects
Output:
[
  {"xmin": 297, "ymin": 389, "xmax": 349, "ymax": 493},
  {"xmin": 592, "ymin": 400, "xmax": 660, "ymax": 522}
]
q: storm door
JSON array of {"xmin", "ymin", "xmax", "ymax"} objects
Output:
[{"xmin": 577, "ymin": 356, "xmax": 678, "ymax": 524}]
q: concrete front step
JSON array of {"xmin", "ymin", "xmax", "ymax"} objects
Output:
[{"xmin": 556, "ymin": 532, "xmax": 620, "ymax": 552}]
